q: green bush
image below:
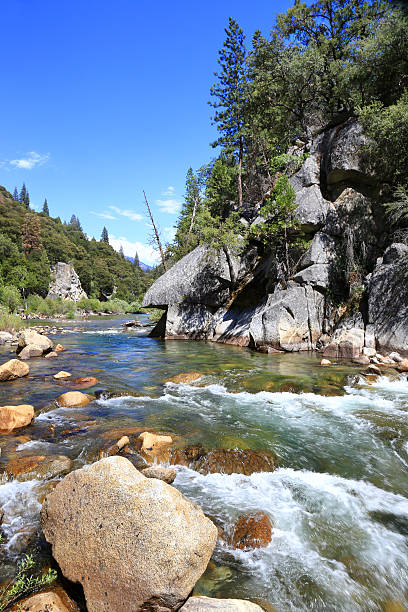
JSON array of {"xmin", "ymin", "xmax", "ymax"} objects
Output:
[
  {"xmin": 0, "ymin": 285, "xmax": 21, "ymax": 313},
  {"xmin": 0, "ymin": 309, "xmax": 25, "ymax": 332}
]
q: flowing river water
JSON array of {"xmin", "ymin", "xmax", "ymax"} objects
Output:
[{"xmin": 0, "ymin": 317, "xmax": 407, "ymax": 611}]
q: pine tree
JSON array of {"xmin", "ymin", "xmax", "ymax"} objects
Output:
[
  {"xmin": 119, "ymin": 245, "xmax": 125, "ymax": 258},
  {"xmin": 24, "ymin": 191, "xmax": 30, "ymax": 208},
  {"xmin": 101, "ymin": 226, "xmax": 109, "ymax": 243},
  {"xmin": 210, "ymin": 18, "xmax": 247, "ymax": 210},
  {"xmin": 19, "ymin": 183, "xmax": 27, "ymax": 204},
  {"xmin": 70, "ymin": 215, "xmax": 83, "ymax": 231},
  {"xmin": 42, "ymin": 199, "xmax": 49, "ymax": 215},
  {"xmin": 13, "ymin": 187, "xmax": 18, "ymax": 201},
  {"xmin": 22, "ymin": 213, "xmax": 43, "ymax": 255},
  {"xmin": 133, "ymin": 251, "xmax": 140, "ymax": 267}
]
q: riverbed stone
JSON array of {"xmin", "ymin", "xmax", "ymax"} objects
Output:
[
  {"xmin": 5, "ymin": 455, "xmax": 72, "ymax": 481},
  {"xmin": 165, "ymin": 372, "xmax": 203, "ymax": 384},
  {"xmin": 171, "ymin": 447, "xmax": 276, "ymax": 475},
  {"xmin": 41, "ymin": 456, "xmax": 217, "ymax": 612},
  {"xmin": 139, "ymin": 431, "xmax": 173, "ymax": 463},
  {"xmin": 68, "ymin": 376, "xmax": 99, "ymax": 389},
  {"xmin": 141, "ymin": 466, "xmax": 177, "ymax": 483},
  {"xmin": 53, "ymin": 371, "xmax": 72, "ymax": 379},
  {"xmin": 56, "ymin": 391, "xmax": 91, "ymax": 407},
  {"xmin": 397, "ymin": 359, "xmax": 408, "ymax": 373},
  {"xmin": 18, "ymin": 344, "xmax": 44, "ymax": 359},
  {"xmin": 55, "ymin": 344, "xmax": 66, "ymax": 352},
  {"xmin": 14, "ymin": 587, "xmax": 79, "ymax": 611},
  {"xmin": 0, "ymin": 359, "xmax": 29, "ymax": 381},
  {"xmin": 232, "ymin": 512, "xmax": 273, "ymax": 550},
  {"xmin": 180, "ymin": 597, "xmax": 264, "ymax": 611},
  {"xmin": 17, "ymin": 329, "xmax": 53, "ymax": 353},
  {"xmin": 0, "ymin": 405, "xmax": 34, "ymax": 433}
]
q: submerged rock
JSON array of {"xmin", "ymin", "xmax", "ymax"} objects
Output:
[
  {"xmin": 165, "ymin": 372, "xmax": 203, "ymax": 384},
  {"xmin": 180, "ymin": 597, "xmax": 264, "ymax": 611},
  {"xmin": 5, "ymin": 455, "xmax": 72, "ymax": 481},
  {"xmin": 171, "ymin": 447, "xmax": 276, "ymax": 475},
  {"xmin": 41, "ymin": 456, "xmax": 217, "ymax": 612},
  {"xmin": 232, "ymin": 512, "xmax": 273, "ymax": 550},
  {"xmin": 0, "ymin": 405, "xmax": 34, "ymax": 433},
  {"xmin": 0, "ymin": 359, "xmax": 29, "ymax": 381}
]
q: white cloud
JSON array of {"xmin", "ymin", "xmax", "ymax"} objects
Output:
[
  {"xmin": 91, "ymin": 211, "xmax": 117, "ymax": 220},
  {"xmin": 10, "ymin": 151, "xmax": 50, "ymax": 170},
  {"xmin": 162, "ymin": 186, "xmax": 175, "ymax": 196},
  {"xmin": 156, "ymin": 199, "xmax": 181, "ymax": 214},
  {"xmin": 109, "ymin": 234, "xmax": 160, "ymax": 266},
  {"xmin": 109, "ymin": 205, "xmax": 143, "ymax": 222}
]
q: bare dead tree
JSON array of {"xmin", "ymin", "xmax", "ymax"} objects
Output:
[{"xmin": 143, "ymin": 190, "xmax": 168, "ymax": 272}]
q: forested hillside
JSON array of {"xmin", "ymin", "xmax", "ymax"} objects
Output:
[
  {"xmin": 168, "ymin": 0, "xmax": 408, "ymax": 269},
  {"xmin": 0, "ymin": 185, "xmax": 153, "ymax": 306}
]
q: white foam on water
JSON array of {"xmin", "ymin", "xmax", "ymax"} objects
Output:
[
  {"xmin": 0, "ymin": 479, "xmax": 42, "ymax": 555},
  {"xmin": 174, "ymin": 465, "xmax": 408, "ymax": 610}
]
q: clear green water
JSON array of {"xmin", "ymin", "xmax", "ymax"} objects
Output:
[{"xmin": 0, "ymin": 317, "xmax": 407, "ymax": 611}]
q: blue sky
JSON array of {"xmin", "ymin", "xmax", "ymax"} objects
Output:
[{"xmin": 1, "ymin": 0, "xmax": 293, "ymax": 265}]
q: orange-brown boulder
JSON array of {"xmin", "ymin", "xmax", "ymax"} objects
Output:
[
  {"xmin": 0, "ymin": 405, "xmax": 34, "ymax": 434},
  {"xmin": 139, "ymin": 431, "xmax": 173, "ymax": 463},
  {"xmin": 170, "ymin": 447, "xmax": 276, "ymax": 475},
  {"xmin": 0, "ymin": 359, "xmax": 29, "ymax": 382},
  {"xmin": 57, "ymin": 391, "xmax": 91, "ymax": 407},
  {"xmin": 232, "ymin": 512, "xmax": 273, "ymax": 550},
  {"xmin": 70, "ymin": 376, "xmax": 99, "ymax": 389},
  {"xmin": 397, "ymin": 359, "xmax": 408, "ymax": 373},
  {"xmin": 12, "ymin": 587, "xmax": 79, "ymax": 611},
  {"xmin": 5, "ymin": 455, "xmax": 72, "ymax": 481},
  {"xmin": 165, "ymin": 372, "xmax": 202, "ymax": 384},
  {"xmin": 55, "ymin": 344, "xmax": 66, "ymax": 353}
]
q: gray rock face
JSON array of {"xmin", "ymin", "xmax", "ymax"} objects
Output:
[
  {"xmin": 142, "ymin": 120, "xmax": 407, "ymax": 355},
  {"xmin": 142, "ymin": 246, "xmax": 240, "ymax": 309},
  {"xmin": 326, "ymin": 119, "xmax": 374, "ymax": 188},
  {"xmin": 366, "ymin": 244, "xmax": 408, "ymax": 353},
  {"xmin": 294, "ymin": 184, "xmax": 330, "ymax": 232},
  {"xmin": 249, "ymin": 284, "xmax": 325, "ymax": 351},
  {"xmin": 47, "ymin": 262, "xmax": 87, "ymax": 302}
]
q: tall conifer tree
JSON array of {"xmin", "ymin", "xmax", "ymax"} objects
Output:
[
  {"xmin": 42, "ymin": 199, "xmax": 49, "ymax": 215},
  {"xmin": 101, "ymin": 226, "xmax": 109, "ymax": 243},
  {"xmin": 210, "ymin": 17, "xmax": 247, "ymax": 210}
]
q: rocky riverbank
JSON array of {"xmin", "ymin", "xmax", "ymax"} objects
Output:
[{"xmin": 1, "ymin": 321, "xmax": 407, "ymax": 611}]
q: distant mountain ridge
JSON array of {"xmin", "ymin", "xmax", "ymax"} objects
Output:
[{"xmin": 125, "ymin": 256, "xmax": 152, "ymax": 272}]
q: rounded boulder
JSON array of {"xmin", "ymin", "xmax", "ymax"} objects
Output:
[{"xmin": 41, "ymin": 456, "xmax": 217, "ymax": 612}]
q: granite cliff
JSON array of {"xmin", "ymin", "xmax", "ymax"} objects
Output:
[{"xmin": 143, "ymin": 119, "xmax": 407, "ymax": 357}]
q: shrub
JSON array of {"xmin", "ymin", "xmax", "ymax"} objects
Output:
[{"xmin": 0, "ymin": 285, "xmax": 21, "ymax": 313}]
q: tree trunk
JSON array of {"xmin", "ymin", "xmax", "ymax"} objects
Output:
[
  {"xmin": 237, "ymin": 136, "xmax": 243, "ymax": 209},
  {"xmin": 187, "ymin": 196, "xmax": 199, "ymax": 244},
  {"xmin": 143, "ymin": 191, "xmax": 168, "ymax": 272}
]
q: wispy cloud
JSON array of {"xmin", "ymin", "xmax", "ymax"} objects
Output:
[
  {"xmin": 109, "ymin": 234, "xmax": 159, "ymax": 266},
  {"xmin": 156, "ymin": 199, "xmax": 181, "ymax": 214},
  {"xmin": 90, "ymin": 211, "xmax": 117, "ymax": 220},
  {"xmin": 109, "ymin": 205, "xmax": 143, "ymax": 222},
  {"xmin": 161, "ymin": 186, "xmax": 175, "ymax": 196},
  {"xmin": 10, "ymin": 151, "xmax": 50, "ymax": 170}
]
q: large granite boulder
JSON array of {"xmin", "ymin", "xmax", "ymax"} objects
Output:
[
  {"xmin": 366, "ymin": 244, "xmax": 408, "ymax": 353},
  {"xmin": 293, "ymin": 184, "xmax": 330, "ymax": 232},
  {"xmin": 249, "ymin": 284, "xmax": 325, "ymax": 351},
  {"xmin": 47, "ymin": 262, "xmax": 87, "ymax": 302},
  {"xmin": 142, "ymin": 245, "xmax": 243, "ymax": 309},
  {"xmin": 41, "ymin": 456, "xmax": 217, "ymax": 612},
  {"xmin": 0, "ymin": 359, "xmax": 29, "ymax": 382},
  {"xmin": 0, "ymin": 404, "xmax": 34, "ymax": 433}
]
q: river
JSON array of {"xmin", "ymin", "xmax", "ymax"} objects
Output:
[{"xmin": 0, "ymin": 316, "xmax": 407, "ymax": 611}]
